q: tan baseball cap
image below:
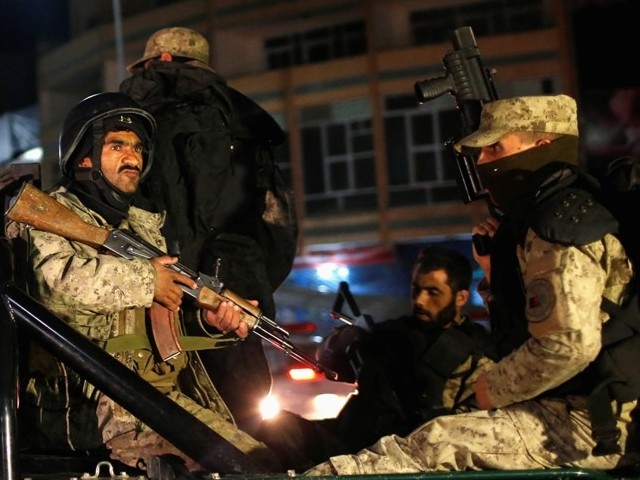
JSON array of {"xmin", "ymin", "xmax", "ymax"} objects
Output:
[
  {"xmin": 127, "ymin": 27, "xmax": 212, "ymax": 72},
  {"xmin": 454, "ymin": 95, "xmax": 578, "ymax": 151}
]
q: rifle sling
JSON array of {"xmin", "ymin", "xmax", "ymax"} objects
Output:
[{"xmin": 101, "ymin": 333, "xmax": 237, "ymax": 354}]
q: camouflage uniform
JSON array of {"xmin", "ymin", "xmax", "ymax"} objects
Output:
[
  {"xmin": 306, "ymin": 234, "xmax": 636, "ymax": 475},
  {"xmin": 14, "ymin": 187, "xmax": 275, "ymax": 471},
  {"xmin": 305, "ymin": 95, "xmax": 639, "ymax": 475}
]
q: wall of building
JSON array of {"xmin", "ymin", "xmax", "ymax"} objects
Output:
[{"xmin": 38, "ymin": 0, "xmax": 573, "ymax": 254}]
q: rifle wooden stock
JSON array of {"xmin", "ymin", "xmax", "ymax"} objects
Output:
[
  {"xmin": 6, "ymin": 183, "xmax": 109, "ymax": 248},
  {"xmin": 5, "ymin": 183, "xmax": 182, "ymax": 361}
]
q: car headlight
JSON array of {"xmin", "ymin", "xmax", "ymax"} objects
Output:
[{"xmin": 259, "ymin": 394, "xmax": 281, "ymax": 420}]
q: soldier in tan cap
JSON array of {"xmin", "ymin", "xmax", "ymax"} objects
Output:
[
  {"xmin": 126, "ymin": 27, "xmax": 213, "ymax": 72},
  {"xmin": 121, "ymin": 27, "xmax": 297, "ymax": 440},
  {"xmin": 303, "ymin": 95, "xmax": 639, "ymax": 475}
]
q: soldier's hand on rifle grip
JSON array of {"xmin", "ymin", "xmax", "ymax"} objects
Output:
[
  {"xmin": 204, "ymin": 299, "xmax": 258, "ymax": 339},
  {"xmin": 151, "ymin": 255, "xmax": 197, "ymax": 311}
]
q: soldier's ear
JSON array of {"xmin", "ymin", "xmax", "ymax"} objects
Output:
[
  {"xmin": 456, "ymin": 289, "xmax": 470, "ymax": 307},
  {"xmin": 77, "ymin": 156, "xmax": 93, "ymax": 168},
  {"xmin": 535, "ymin": 138, "xmax": 552, "ymax": 147}
]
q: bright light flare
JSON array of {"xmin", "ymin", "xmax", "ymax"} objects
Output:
[
  {"xmin": 288, "ymin": 367, "xmax": 319, "ymax": 381},
  {"xmin": 259, "ymin": 394, "xmax": 281, "ymax": 420},
  {"xmin": 316, "ymin": 263, "xmax": 349, "ymax": 281},
  {"xmin": 16, "ymin": 147, "xmax": 43, "ymax": 162},
  {"xmin": 311, "ymin": 393, "xmax": 349, "ymax": 419}
]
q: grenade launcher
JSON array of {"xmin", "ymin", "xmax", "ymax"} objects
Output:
[{"xmin": 414, "ymin": 26, "xmax": 501, "ymax": 254}]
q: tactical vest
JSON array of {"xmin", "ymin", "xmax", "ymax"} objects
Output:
[
  {"xmin": 488, "ymin": 167, "xmax": 638, "ymax": 456},
  {"xmin": 334, "ymin": 316, "xmax": 491, "ymax": 452}
]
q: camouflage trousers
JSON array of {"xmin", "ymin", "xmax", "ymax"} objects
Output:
[
  {"xmin": 305, "ymin": 397, "xmax": 638, "ymax": 475},
  {"xmin": 97, "ymin": 390, "xmax": 277, "ymax": 472}
]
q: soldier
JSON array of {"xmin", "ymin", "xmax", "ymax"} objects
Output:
[
  {"xmin": 7, "ymin": 92, "xmax": 277, "ymax": 473},
  {"xmin": 316, "ymin": 245, "xmax": 493, "ymax": 453},
  {"xmin": 120, "ymin": 26, "xmax": 297, "ymax": 436},
  {"xmin": 250, "ymin": 245, "xmax": 494, "ymax": 472},
  {"xmin": 302, "ymin": 95, "xmax": 639, "ymax": 474}
]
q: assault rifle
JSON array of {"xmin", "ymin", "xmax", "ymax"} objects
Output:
[
  {"xmin": 414, "ymin": 26, "xmax": 500, "ymax": 254},
  {"xmin": 5, "ymin": 182, "xmax": 337, "ymax": 380}
]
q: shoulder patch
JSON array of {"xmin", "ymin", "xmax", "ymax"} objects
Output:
[{"xmin": 525, "ymin": 278, "xmax": 556, "ymax": 323}]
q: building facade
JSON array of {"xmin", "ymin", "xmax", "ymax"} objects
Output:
[{"xmin": 38, "ymin": 0, "xmax": 575, "ymax": 256}]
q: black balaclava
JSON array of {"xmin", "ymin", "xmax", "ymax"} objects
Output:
[{"xmin": 475, "ymin": 135, "xmax": 579, "ymax": 216}]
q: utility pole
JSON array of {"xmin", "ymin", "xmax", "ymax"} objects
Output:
[{"xmin": 112, "ymin": 0, "xmax": 126, "ymax": 82}]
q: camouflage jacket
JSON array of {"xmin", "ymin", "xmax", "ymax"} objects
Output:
[{"xmin": 10, "ymin": 187, "xmax": 234, "ymax": 451}]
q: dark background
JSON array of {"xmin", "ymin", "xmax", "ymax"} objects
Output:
[
  {"xmin": 0, "ymin": 0, "xmax": 69, "ymax": 115},
  {"xmin": 572, "ymin": 0, "xmax": 636, "ymax": 91},
  {"xmin": 0, "ymin": 1, "xmax": 635, "ymax": 115}
]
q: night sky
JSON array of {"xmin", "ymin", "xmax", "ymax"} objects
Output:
[
  {"xmin": 572, "ymin": 0, "xmax": 637, "ymax": 91},
  {"xmin": 0, "ymin": 0, "xmax": 636, "ymax": 115},
  {"xmin": 0, "ymin": 0, "xmax": 69, "ymax": 115}
]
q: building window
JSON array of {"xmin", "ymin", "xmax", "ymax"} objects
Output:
[
  {"xmin": 300, "ymin": 100, "xmax": 376, "ymax": 215},
  {"xmin": 410, "ymin": 0, "xmax": 552, "ymax": 45},
  {"xmin": 384, "ymin": 94, "xmax": 462, "ymax": 206},
  {"xmin": 266, "ymin": 20, "xmax": 367, "ymax": 69}
]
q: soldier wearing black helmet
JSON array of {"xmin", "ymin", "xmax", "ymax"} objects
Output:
[
  {"xmin": 57, "ymin": 92, "xmax": 157, "ymax": 224},
  {"xmin": 8, "ymin": 92, "xmax": 277, "ymax": 473}
]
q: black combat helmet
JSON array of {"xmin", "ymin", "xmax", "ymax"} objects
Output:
[{"xmin": 59, "ymin": 92, "xmax": 157, "ymax": 180}]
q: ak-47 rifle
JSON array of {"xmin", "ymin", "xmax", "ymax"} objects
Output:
[
  {"xmin": 5, "ymin": 182, "xmax": 337, "ymax": 380},
  {"xmin": 414, "ymin": 26, "xmax": 500, "ymax": 254}
]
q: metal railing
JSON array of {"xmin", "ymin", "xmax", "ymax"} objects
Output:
[{"xmin": 0, "ymin": 282, "xmax": 264, "ymax": 480}]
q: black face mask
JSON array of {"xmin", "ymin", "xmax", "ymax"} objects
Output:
[{"xmin": 476, "ymin": 135, "xmax": 578, "ymax": 215}]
